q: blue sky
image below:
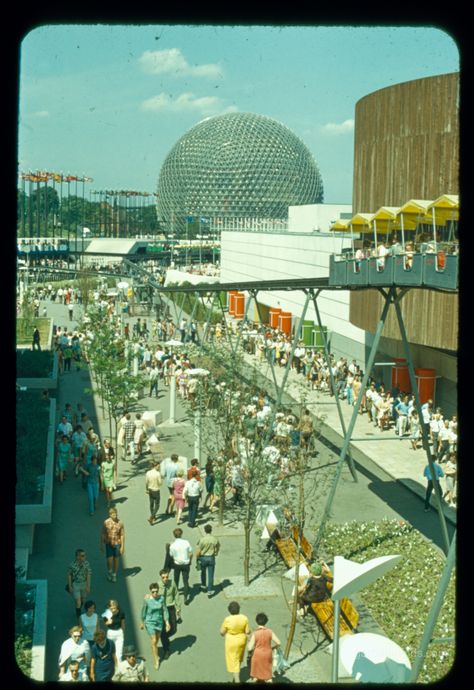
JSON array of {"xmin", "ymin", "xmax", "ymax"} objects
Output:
[{"xmin": 18, "ymin": 24, "xmax": 459, "ymax": 204}]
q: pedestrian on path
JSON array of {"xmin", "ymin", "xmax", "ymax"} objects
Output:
[
  {"xmin": 89, "ymin": 629, "xmax": 117, "ymax": 682},
  {"xmin": 169, "ymin": 528, "xmax": 193, "ymax": 605},
  {"xmin": 32, "ymin": 326, "xmax": 41, "ymax": 351},
  {"xmin": 58, "ymin": 626, "xmax": 91, "ymax": 680},
  {"xmin": 134, "ymin": 413, "xmax": 146, "ymax": 457},
  {"xmin": 79, "ymin": 601, "xmax": 100, "ymax": 646},
  {"xmin": 59, "ymin": 658, "xmax": 88, "ymax": 681},
  {"xmin": 172, "ymin": 469, "xmax": 186, "ymax": 524},
  {"xmin": 56, "ymin": 434, "xmax": 72, "ymax": 484},
  {"xmin": 443, "ymin": 453, "xmax": 457, "ymax": 507},
  {"xmin": 219, "ymin": 601, "xmax": 251, "ymax": 684},
  {"xmin": 247, "ymin": 612, "xmax": 281, "ymax": 683},
  {"xmin": 423, "ymin": 460, "xmax": 445, "ymax": 512},
  {"xmin": 163, "ymin": 454, "xmax": 180, "ymax": 515},
  {"xmin": 100, "ymin": 508, "xmax": 125, "ymax": 582},
  {"xmin": 79, "ymin": 454, "xmax": 102, "ymax": 516},
  {"xmin": 145, "ymin": 459, "xmax": 163, "ymax": 525},
  {"xmin": 113, "ymin": 645, "xmax": 149, "ymax": 682},
  {"xmin": 66, "ymin": 549, "xmax": 92, "ymax": 620},
  {"xmin": 183, "ymin": 474, "xmax": 202, "ymax": 528},
  {"xmin": 100, "ymin": 448, "xmax": 116, "ymax": 508},
  {"xmin": 195, "ymin": 524, "xmax": 220, "ymax": 597},
  {"xmin": 140, "ymin": 582, "xmax": 171, "ymax": 670},
  {"xmin": 102, "ymin": 599, "xmax": 126, "ymax": 664},
  {"xmin": 149, "ymin": 361, "xmax": 160, "ymax": 398},
  {"xmin": 122, "ymin": 413, "xmax": 136, "ymax": 462},
  {"xmin": 156, "ymin": 569, "xmax": 181, "ymax": 661},
  {"xmin": 71, "ymin": 425, "xmax": 87, "ymax": 473}
]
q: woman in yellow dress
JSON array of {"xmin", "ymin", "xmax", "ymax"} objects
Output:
[{"xmin": 219, "ymin": 601, "xmax": 251, "ymax": 683}]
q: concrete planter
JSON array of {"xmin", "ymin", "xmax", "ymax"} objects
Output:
[
  {"xmin": 16, "ymin": 351, "xmax": 58, "ymax": 391},
  {"xmin": 15, "ymin": 399, "xmax": 56, "ymax": 551}
]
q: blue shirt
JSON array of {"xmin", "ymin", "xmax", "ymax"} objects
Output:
[
  {"xmin": 395, "ymin": 402, "xmax": 410, "ymax": 415},
  {"xmin": 423, "ymin": 463, "xmax": 444, "ymax": 481}
]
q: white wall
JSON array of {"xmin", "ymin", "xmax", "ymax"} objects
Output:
[
  {"xmin": 288, "ymin": 203, "xmax": 352, "ymax": 233},
  {"xmin": 220, "ymin": 230, "xmax": 366, "ymax": 345}
]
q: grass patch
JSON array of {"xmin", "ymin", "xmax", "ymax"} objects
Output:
[
  {"xmin": 16, "ymin": 350, "xmax": 54, "ymax": 378},
  {"xmin": 320, "ymin": 518, "xmax": 455, "ymax": 683},
  {"xmin": 16, "ymin": 318, "xmax": 50, "ymax": 346},
  {"xmin": 16, "ymin": 390, "xmax": 50, "ymax": 505}
]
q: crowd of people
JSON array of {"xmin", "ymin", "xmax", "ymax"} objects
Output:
[{"xmin": 27, "ymin": 271, "xmax": 457, "ymax": 681}]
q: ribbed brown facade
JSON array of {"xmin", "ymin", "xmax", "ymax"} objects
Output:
[{"xmin": 350, "ymin": 73, "xmax": 459, "ymax": 351}]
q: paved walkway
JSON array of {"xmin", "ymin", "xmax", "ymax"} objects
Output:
[
  {"xmin": 25, "ymin": 302, "xmax": 337, "ymax": 683},
  {"xmin": 236, "ymin": 346, "xmax": 456, "ymax": 524},
  {"xmin": 23, "ymin": 300, "xmax": 455, "ymax": 682}
]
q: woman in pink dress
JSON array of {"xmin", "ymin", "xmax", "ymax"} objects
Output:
[
  {"xmin": 172, "ymin": 470, "xmax": 186, "ymax": 524},
  {"xmin": 248, "ymin": 612, "xmax": 281, "ymax": 682}
]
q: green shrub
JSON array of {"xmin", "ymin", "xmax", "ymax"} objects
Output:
[
  {"xmin": 16, "ymin": 350, "xmax": 54, "ymax": 378},
  {"xmin": 16, "ymin": 391, "xmax": 50, "ymax": 504}
]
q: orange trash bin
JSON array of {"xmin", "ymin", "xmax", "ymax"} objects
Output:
[{"xmin": 415, "ymin": 368, "xmax": 437, "ymax": 405}]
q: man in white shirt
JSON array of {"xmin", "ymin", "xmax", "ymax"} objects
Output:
[
  {"xmin": 169, "ymin": 528, "xmax": 193, "ymax": 604},
  {"xmin": 57, "ymin": 416, "xmax": 73, "ymax": 439},
  {"xmin": 183, "ymin": 476, "xmax": 202, "ymax": 528},
  {"xmin": 59, "ymin": 659, "xmax": 89, "ymax": 682}
]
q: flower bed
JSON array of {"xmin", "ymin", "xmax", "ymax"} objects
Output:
[
  {"xmin": 16, "ymin": 350, "xmax": 54, "ymax": 378},
  {"xmin": 320, "ymin": 518, "xmax": 455, "ymax": 683},
  {"xmin": 16, "ymin": 390, "xmax": 50, "ymax": 505}
]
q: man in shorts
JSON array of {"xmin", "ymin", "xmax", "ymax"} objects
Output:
[
  {"xmin": 66, "ymin": 548, "xmax": 92, "ymax": 620},
  {"xmin": 100, "ymin": 508, "xmax": 125, "ymax": 582}
]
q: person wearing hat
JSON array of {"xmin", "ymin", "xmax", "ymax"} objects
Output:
[
  {"xmin": 113, "ymin": 645, "xmax": 149, "ymax": 682},
  {"xmin": 297, "ymin": 562, "xmax": 333, "ymax": 617}
]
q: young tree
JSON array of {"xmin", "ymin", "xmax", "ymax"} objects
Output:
[{"xmin": 81, "ymin": 307, "xmax": 147, "ymax": 451}]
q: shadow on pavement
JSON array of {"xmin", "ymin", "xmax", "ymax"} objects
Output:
[
  {"xmin": 123, "ymin": 565, "xmax": 142, "ymax": 577},
  {"xmin": 172, "ymin": 633, "xmax": 198, "ymax": 654}
]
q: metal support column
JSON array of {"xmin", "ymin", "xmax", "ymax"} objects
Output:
[
  {"xmin": 311, "ymin": 289, "xmax": 358, "ymax": 482},
  {"xmin": 314, "ymin": 287, "xmax": 395, "ymax": 551},
  {"xmin": 393, "ymin": 292, "xmax": 451, "ymax": 554}
]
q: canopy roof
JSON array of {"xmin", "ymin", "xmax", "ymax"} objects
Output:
[
  {"xmin": 328, "ymin": 194, "xmax": 458, "ymax": 236},
  {"xmin": 329, "ymin": 219, "xmax": 351, "ymax": 232},
  {"xmin": 427, "ymin": 194, "xmax": 459, "ymax": 224}
]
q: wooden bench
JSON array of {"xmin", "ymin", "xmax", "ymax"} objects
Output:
[
  {"xmin": 310, "ymin": 596, "xmax": 359, "ymax": 640},
  {"xmin": 269, "ymin": 522, "xmax": 359, "ymax": 639},
  {"xmin": 291, "ymin": 525, "xmax": 313, "ymax": 562},
  {"xmin": 273, "ymin": 535, "xmax": 306, "ymax": 569}
]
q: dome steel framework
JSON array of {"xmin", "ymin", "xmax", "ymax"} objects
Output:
[{"xmin": 156, "ymin": 112, "xmax": 324, "ymax": 232}]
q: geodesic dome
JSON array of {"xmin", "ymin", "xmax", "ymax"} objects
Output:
[{"xmin": 156, "ymin": 112, "xmax": 323, "ymax": 231}]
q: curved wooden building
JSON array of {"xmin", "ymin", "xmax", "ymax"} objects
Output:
[{"xmin": 350, "ymin": 73, "xmax": 459, "ymax": 356}]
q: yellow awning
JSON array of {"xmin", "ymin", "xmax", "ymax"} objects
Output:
[
  {"xmin": 426, "ymin": 194, "xmax": 459, "ymax": 225},
  {"xmin": 372, "ymin": 206, "xmax": 402, "ymax": 232},
  {"xmin": 349, "ymin": 213, "xmax": 374, "ymax": 233},
  {"xmin": 329, "ymin": 219, "xmax": 351, "ymax": 232},
  {"xmin": 396, "ymin": 199, "xmax": 433, "ymax": 229}
]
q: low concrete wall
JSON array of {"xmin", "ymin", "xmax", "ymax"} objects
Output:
[
  {"xmin": 29, "ymin": 579, "xmax": 47, "ymax": 682},
  {"xmin": 16, "ymin": 398, "xmax": 56, "ymax": 529}
]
